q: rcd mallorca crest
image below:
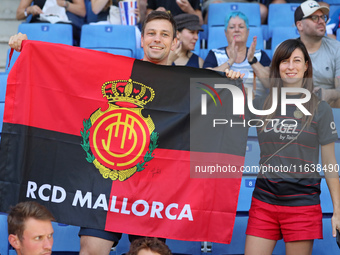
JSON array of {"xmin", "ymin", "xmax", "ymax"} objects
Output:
[{"xmin": 81, "ymin": 79, "xmax": 159, "ymax": 181}]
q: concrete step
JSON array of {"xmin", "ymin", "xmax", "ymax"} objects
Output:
[{"xmin": 0, "ymin": 0, "xmax": 20, "ymax": 20}]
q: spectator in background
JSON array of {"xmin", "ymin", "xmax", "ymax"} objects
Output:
[
  {"xmin": 203, "ymin": 11, "xmax": 271, "ymax": 97},
  {"xmin": 295, "ymin": 0, "xmax": 340, "ymax": 108},
  {"xmin": 168, "ymin": 13, "xmax": 204, "ymax": 67},
  {"xmin": 147, "ymin": 0, "xmax": 203, "ymax": 25},
  {"xmin": 16, "ymin": 0, "xmax": 86, "ymax": 46},
  {"xmin": 244, "ymin": 38, "xmax": 340, "ymax": 255},
  {"xmin": 127, "ymin": 238, "xmax": 172, "ymax": 255},
  {"xmin": 91, "ymin": 0, "xmax": 146, "ymax": 24},
  {"xmin": 202, "ymin": 0, "xmax": 268, "ymax": 24},
  {"xmin": 7, "ymin": 201, "xmax": 55, "ymax": 255},
  {"xmin": 326, "ymin": 7, "xmax": 340, "ymax": 40}
]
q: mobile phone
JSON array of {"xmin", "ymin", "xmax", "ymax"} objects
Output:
[{"xmin": 336, "ymin": 229, "xmax": 340, "ymax": 248}]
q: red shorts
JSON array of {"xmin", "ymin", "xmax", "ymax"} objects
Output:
[{"xmin": 246, "ymin": 197, "xmax": 323, "ymax": 242}]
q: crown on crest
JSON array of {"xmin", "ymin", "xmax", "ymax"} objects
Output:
[{"xmin": 102, "ymin": 79, "xmax": 155, "ymax": 107}]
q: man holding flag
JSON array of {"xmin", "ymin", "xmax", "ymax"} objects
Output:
[{"xmin": 6, "ymin": 11, "xmax": 245, "ymax": 255}]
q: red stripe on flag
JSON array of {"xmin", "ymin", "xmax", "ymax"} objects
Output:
[
  {"xmin": 105, "ymin": 148, "xmax": 243, "ymax": 244},
  {"xmin": 5, "ymin": 41, "xmax": 135, "ymax": 136}
]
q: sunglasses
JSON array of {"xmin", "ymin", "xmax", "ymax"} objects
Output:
[{"xmin": 302, "ymin": 14, "xmax": 328, "ymax": 23}]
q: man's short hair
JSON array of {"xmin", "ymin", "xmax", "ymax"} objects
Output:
[
  {"xmin": 294, "ymin": 0, "xmax": 329, "ymax": 24},
  {"xmin": 7, "ymin": 201, "xmax": 54, "ymax": 240},
  {"xmin": 127, "ymin": 238, "xmax": 172, "ymax": 255},
  {"xmin": 141, "ymin": 11, "xmax": 177, "ymax": 39}
]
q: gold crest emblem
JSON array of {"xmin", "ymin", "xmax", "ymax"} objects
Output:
[{"xmin": 81, "ymin": 79, "xmax": 158, "ymax": 181}]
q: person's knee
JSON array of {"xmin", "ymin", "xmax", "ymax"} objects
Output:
[{"xmin": 79, "ymin": 236, "xmax": 114, "ymax": 255}]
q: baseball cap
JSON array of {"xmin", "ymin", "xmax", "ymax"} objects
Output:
[
  {"xmin": 174, "ymin": 14, "xmax": 203, "ymax": 31},
  {"xmin": 294, "ymin": 0, "xmax": 329, "ymax": 24}
]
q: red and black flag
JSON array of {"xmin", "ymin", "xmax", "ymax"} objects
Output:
[{"xmin": 0, "ymin": 41, "xmax": 248, "ymax": 243}]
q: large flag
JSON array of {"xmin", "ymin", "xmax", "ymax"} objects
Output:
[{"xmin": 0, "ymin": 41, "xmax": 248, "ymax": 243}]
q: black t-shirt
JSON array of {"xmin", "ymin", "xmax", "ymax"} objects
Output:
[
  {"xmin": 252, "ymin": 96, "xmax": 338, "ymax": 206},
  {"xmin": 147, "ymin": 0, "xmax": 201, "ymax": 16}
]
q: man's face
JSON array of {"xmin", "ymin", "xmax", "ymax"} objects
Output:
[
  {"xmin": 298, "ymin": 10, "xmax": 327, "ymax": 38},
  {"xmin": 141, "ymin": 19, "xmax": 177, "ymax": 65},
  {"xmin": 9, "ymin": 218, "xmax": 54, "ymax": 255}
]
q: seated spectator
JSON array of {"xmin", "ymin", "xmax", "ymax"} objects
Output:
[
  {"xmin": 91, "ymin": 0, "xmax": 143, "ymax": 49},
  {"xmin": 16, "ymin": 0, "xmax": 86, "ymax": 46},
  {"xmin": 147, "ymin": 0, "xmax": 203, "ymax": 25},
  {"xmin": 202, "ymin": 0, "xmax": 268, "ymax": 24},
  {"xmin": 7, "ymin": 201, "xmax": 55, "ymax": 255},
  {"xmin": 91, "ymin": 0, "xmax": 145, "ymax": 24},
  {"xmin": 294, "ymin": 0, "xmax": 340, "ymax": 108},
  {"xmin": 203, "ymin": 11, "xmax": 271, "ymax": 97},
  {"xmin": 127, "ymin": 238, "xmax": 172, "ymax": 255},
  {"xmin": 326, "ymin": 7, "xmax": 340, "ymax": 40},
  {"xmin": 168, "ymin": 13, "xmax": 204, "ymax": 67}
]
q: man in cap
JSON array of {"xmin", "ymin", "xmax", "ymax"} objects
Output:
[{"xmin": 295, "ymin": 0, "xmax": 340, "ymax": 107}]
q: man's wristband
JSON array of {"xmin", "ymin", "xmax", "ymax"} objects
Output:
[
  {"xmin": 248, "ymin": 57, "xmax": 258, "ymax": 65},
  {"xmin": 24, "ymin": 7, "xmax": 28, "ymax": 17}
]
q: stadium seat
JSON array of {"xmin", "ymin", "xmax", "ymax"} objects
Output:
[
  {"xmin": 17, "ymin": 23, "xmax": 73, "ymax": 45},
  {"xmin": 207, "ymin": 3, "xmax": 261, "ymax": 28},
  {"xmin": 0, "ymin": 213, "xmax": 9, "ymax": 255},
  {"xmin": 337, "ymin": 28, "xmax": 340, "ymax": 41},
  {"xmin": 324, "ymin": 0, "xmax": 340, "ymax": 4},
  {"xmin": 237, "ymin": 178, "xmax": 256, "ymax": 212},
  {"xmin": 243, "ymin": 138, "xmax": 260, "ymax": 175},
  {"xmin": 267, "ymin": 3, "xmax": 300, "ymax": 39},
  {"xmin": 80, "ymin": 24, "xmax": 136, "ymax": 58},
  {"xmin": 51, "ymin": 223, "xmax": 80, "ymax": 253},
  {"xmin": 271, "ymin": 26, "xmax": 299, "ymax": 57},
  {"xmin": 166, "ymin": 239, "xmax": 202, "ymax": 255},
  {"xmin": 0, "ymin": 73, "xmax": 7, "ymax": 103},
  {"xmin": 207, "ymin": 26, "xmax": 264, "ymax": 51},
  {"xmin": 313, "ymin": 217, "xmax": 340, "ymax": 254}
]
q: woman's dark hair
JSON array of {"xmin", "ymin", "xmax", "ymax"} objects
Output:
[{"xmin": 262, "ymin": 39, "xmax": 318, "ymax": 128}]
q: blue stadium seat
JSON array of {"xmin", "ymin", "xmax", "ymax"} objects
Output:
[
  {"xmin": 207, "ymin": 26, "xmax": 264, "ymax": 51},
  {"xmin": 0, "ymin": 213, "xmax": 9, "ymax": 255},
  {"xmin": 271, "ymin": 27, "xmax": 299, "ymax": 57},
  {"xmin": 0, "ymin": 73, "xmax": 8, "ymax": 103},
  {"xmin": 324, "ymin": 0, "xmax": 340, "ymax": 5},
  {"xmin": 337, "ymin": 28, "xmax": 340, "ymax": 41},
  {"xmin": 243, "ymin": 138, "xmax": 260, "ymax": 175},
  {"xmin": 17, "ymin": 23, "xmax": 73, "ymax": 45},
  {"xmin": 80, "ymin": 24, "xmax": 136, "ymax": 58},
  {"xmin": 267, "ymin": 4, "xmax": 300, "ymax": 39},
  {"xmin": 313, "ymin": 217, "xmax": 340, "ymax": 254},
  {"xmin": 320, "ymin": 178, "xmax": 336, "ymax": 213},
  {"xmin": 237, "ymin": 178, "xmax": 256, "ymax": 212},
  {"xmin": 207, "ymin": 3, "xmax": 261, "ymax": 28},
  {"xmin": 166, "ymin": 239, "xmax": 202, "ymax": 255},
  {"xmin": 51, "ymin": 223, "xmax": 80, "ymax": 253}
]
